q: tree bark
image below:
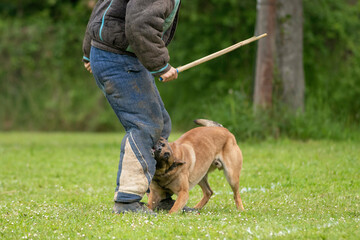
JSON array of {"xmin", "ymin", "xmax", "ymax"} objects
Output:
[
  {"xmin": 253, "ymin": 0, "xmax": 277, "ymax": 110},
  {"xmin": 276, "ymin": 0, "xmax": 305, "ymax": 111}
]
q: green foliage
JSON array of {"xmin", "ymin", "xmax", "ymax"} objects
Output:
[
  {"xmin": 1, "ymin": 133, "xmax": 359, "ymax": 238},
  {"xmin": 0, "ymin": 2, "xmax": 118, "ymax": 131},
  {"xmin": 0, "ymin": 0, "xmax": 359, "ymax": 139},
  {"xmin": 303, "ymin": 0, "xmax": 360, "ymax": 125}
]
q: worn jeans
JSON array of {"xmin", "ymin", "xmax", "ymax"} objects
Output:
[{"xmin": 90, "ymin": 46, "xmax": 171, "ymax": 203}]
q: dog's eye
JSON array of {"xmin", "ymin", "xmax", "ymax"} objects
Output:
[
  {"xmin": 161, "ymin": 143, "xmax": 166, "ymax": 147},
  {"xmin": 164, "ymin": 152, "xmax": 170, "ymax": 159}
]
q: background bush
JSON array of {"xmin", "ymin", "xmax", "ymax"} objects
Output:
[{"xmin": 0, "ymin": 0, "xmax": 359, "ymax": 140}]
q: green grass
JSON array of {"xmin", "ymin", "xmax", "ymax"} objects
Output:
[{"xmin": 0, "ymin": 132, "xmax": 359, "ymax": 239}]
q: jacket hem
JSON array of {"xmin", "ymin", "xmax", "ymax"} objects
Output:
[{"xmin": 91, "ymin": 40, "xmax": 137, "ymax": 58}]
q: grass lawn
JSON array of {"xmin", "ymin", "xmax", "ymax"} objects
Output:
[{"xmin": 0, "ymin": 132, "xmax": 359, "ymax": 239}]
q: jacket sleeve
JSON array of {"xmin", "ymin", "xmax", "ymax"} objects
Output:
[
  {"xmin": 125, "ymin": 0, "xmax": 174, "ymax": 76},
  {"xmin": 82, "ymin": 27, "xmax": 91, "ymax": 63},
  {"xmin": 82, "ymin": 0, "xmax": 104, "ymax": 63}
]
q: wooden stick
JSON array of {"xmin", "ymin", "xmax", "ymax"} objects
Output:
[{"xmin": 176, "ymin": 33, "xmax": 267, "ymax": 73}]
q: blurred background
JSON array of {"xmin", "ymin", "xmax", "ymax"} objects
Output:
[{"xmin": 0, "ymin": 0, "xmax": 359, "ymax": 140}]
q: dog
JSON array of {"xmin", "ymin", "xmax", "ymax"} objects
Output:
[{"xmin": 148, "ymin": 119, "xmax": 244, "ymax": 214}]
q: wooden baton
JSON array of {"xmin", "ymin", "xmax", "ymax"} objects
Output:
[
  {"xmin": 159, "ymin": 33, "xmax": 267, "ymax": 81},
  {"xmin": 176, "ymin": 33, "xmax": 267, "ymax": 73}
]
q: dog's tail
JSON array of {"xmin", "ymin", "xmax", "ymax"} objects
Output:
[{"xmin": 194, "ymin": 119, "xmax": 223, "ymax": 127}]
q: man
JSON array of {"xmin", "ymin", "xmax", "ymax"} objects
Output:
[{"xmin": 82, "ymin": 0, "xmax": 181, "ymax": 214}]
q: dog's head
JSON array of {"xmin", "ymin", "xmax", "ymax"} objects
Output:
[{"xmin": 154, "ymin": 137, "xmax": 185, "ymax": 174}]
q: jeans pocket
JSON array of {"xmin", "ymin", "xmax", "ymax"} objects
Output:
[{"xmin": 124, "ymin": 64, "xmax": 142, "ymax": 74}]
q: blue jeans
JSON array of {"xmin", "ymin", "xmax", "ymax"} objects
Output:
[{"xmin": 90, "ymin": 46, "xmax": 171, "ymax": 203}]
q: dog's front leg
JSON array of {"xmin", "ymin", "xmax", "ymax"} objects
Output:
[
  {"xmin": 169, "ymin": 189, "xmax": 189, "ymax": 214},
  {"xmin": 148, "ymin": 185, "xmax": 163, "ymax": 210}
]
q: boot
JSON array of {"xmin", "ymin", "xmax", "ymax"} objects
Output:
[{"xmin": 113, "ymin": 202, "xmax": 156, "ymax": 215}]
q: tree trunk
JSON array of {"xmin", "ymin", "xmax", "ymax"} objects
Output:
[
  {"xmin": 276, "ymin": 0, "xmax": 305, "ymax": 111},
  {"xmin": 253, "ymin": 0, "xmax": 277, "ymax": 110}
]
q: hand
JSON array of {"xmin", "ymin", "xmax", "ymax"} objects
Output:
[
  {"xmin": 160, "ymin": 66, "xmax": 178, "ymax": 82},
  {"xmin": 84, "ymin": 62, "xmax": 92, "ymax": 73}
]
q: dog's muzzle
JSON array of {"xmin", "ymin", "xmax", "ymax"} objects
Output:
[{"xmin": 154, "ymin": 144, "xmax": 162, "ymax": 159}]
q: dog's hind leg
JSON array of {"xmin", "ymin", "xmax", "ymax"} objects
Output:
[
  {"xmin": 194, "ymin": 174, "xmax": 213, "ymax": 209},
  {"xmin": 223, "ymin": 166, "xmax": 244, "ymax": 210},
  {"xmin": 230, "ymin": 181, "xmax": 244, "ymax": 211},
  {"xmin": 222, "ymin": 148, "xmax": 244, "ymax": 211}
]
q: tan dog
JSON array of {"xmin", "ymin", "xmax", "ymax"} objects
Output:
[{"xmin": 148, "ymin": 119, "xmax": 244, "ymax": 214}]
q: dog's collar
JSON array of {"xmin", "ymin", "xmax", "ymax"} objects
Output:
[
  {"xmin": 165, "ymin": 162, "xmax": 178, "ymax": 174},
  {"xmin": 155, "ymin": 162, "xmax": 181, "ymax": 177}
]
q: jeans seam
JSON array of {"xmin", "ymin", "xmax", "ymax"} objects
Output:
[{"xmin": 129, "ymin": 132, "xmax": 152, "ymax": 182}]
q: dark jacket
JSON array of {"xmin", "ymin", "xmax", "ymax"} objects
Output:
[{"xmin": 82, "ymin": 0, "xmax": 181, "ymax": 76}]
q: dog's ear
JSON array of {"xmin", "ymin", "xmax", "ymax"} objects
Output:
[{"xmin": 174, "ymin": 158, "xmax": 186, "ymax": 166}]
